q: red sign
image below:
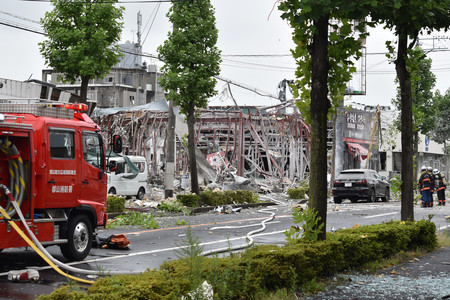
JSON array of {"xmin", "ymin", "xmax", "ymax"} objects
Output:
[{"xmin": 206, "ymin": 151, "xmax": 229, "ymax": 173}]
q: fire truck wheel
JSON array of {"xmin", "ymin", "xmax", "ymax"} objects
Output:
[
  {"xmin": 137, "ymin": 187, "xmax": 145, "ymax": 200},
  {"xmin": 108, "ymin": 187, "xmax": 116, "ymax": 195},
  {"xmin": 60, "ymin": 214, "xmax": 93, "ymax": 261}
]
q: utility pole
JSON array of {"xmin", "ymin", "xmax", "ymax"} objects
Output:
[
  {"xmin": 334, "ymin": 99, "xmax": 345, "ymax": 178},
  {"xmin": 165, "ymin": 99, "xmax": 176, "ymax": 198}
]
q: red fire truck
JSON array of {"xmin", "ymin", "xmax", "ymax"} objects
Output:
[{"xmin": 0, "ymin": 99, "xmax": 119, "ymax": 261}]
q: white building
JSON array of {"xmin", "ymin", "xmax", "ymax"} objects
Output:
[
  {"xmin": 378, "ymin": 109, "xmax": 448, "ymax": 180},
  {"xmin": 41, "ymin": 41, "xmax": 165, "ymax": 108}
]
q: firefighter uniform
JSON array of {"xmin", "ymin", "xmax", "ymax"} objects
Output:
[
  {"xmin": 418, "ymin": 170, "xmax": 433, "ymax": 207},
  {"xmin": 428, "ymin": 167, "xmax": 435, "ymax": 206},
  {"xmin": 435, "ymin": 171, "xmax": 447, "ymax": 206}
]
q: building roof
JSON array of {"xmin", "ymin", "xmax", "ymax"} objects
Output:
[{"xmin": 91, "ymin": 98, "xmax": 169, "ymax": 117}]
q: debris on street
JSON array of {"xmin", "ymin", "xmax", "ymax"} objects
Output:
[
  {"xmin": 8, "ymin": 269, "xmax": 40, "ymax": 283},
  {"xmin": 214, "ymin": 205, "xmax": 242, "ymax": 214}
]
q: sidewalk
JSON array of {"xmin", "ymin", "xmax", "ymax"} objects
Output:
[{"xmin": 303, "ymin": 245, "xmax": 450, "ymax": 300}]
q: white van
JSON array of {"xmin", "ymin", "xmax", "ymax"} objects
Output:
[{"xmin": 107, "ymin": 155, "xmax": 148, "ymax": 199}]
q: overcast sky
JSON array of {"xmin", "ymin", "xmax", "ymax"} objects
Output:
[{"xmin": 1, "ymin": 0, "xmax": 449, "ymax": 108}]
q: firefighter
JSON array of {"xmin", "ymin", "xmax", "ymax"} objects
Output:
[
  {"xmin": 428, "ymin": 166, "xmax": 435, "ymax": 207},
  {"xmin": 418, "ymin": 166, "xmax": 427, "ymax": 207},
  {"xmin": 418, "ymin": 166, "xmax": 433, "ymax": 208},
  {"xmin": 434, "ymin": 169, "xmax": 447, "ymax": 206}
]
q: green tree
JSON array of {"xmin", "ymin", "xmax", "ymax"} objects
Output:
[
  {"xmin": 371, "ymin": 0, "xmax": 450, "ymax": 221},
  {"xmin": 40, "ymin": 0, "xmax": 124, "ymax": 108},
  {"xmin": 391, "ymin": 47, "xmax": 436, "ymax": 182},
  {"xmin": 279, "ymin": 0, "xmax": 372, "ymax": 240},
  {"xmin": 158, "ymin": 0, "xmax": 221, "ymax": 195},
  {"xmin": 432, "ymin": 89, "xmax": 450, "ymax": 154}
]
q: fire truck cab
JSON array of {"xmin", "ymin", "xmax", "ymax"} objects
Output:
[{"xmin": 0, "ymin": 99, "xmax": 118, "ymax": 261}]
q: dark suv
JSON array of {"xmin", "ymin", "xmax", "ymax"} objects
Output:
[{"xmin": 332, "ymin": 169, "xmax": 390, "ymax": 204}]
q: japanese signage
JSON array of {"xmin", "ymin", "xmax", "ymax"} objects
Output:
[{"xmin": 343, "ymin": 109, "xmax": 377, "ymax": 144}]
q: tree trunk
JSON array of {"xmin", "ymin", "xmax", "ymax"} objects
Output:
[
  {"xmin": 413, "ymin": 130, "xmax": 419, "ymax": 188},
  {"xmin": 165, "ymin": 100, "xmax": 176, "ymax": 198},
  {"xmin": 309, "ymin": 14, "xmax": 330, "ymax": 240},
  {"xmin": 395, "ymin": 28, "xmax": 414, "ymax": 221},
  {"xmin": 187, "ymin": 99, "xmax": 199, "ymax": 194},
  {"xmin": 80, "ymin": 75, "xmax": 95, "ymax": 114},
  {"xmin": 80, "ymin": 75, "xmax": 90, "ymax": 104}
]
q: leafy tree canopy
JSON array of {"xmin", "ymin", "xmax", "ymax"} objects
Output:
[
  {"xmin": 278, "ymin": 0, "xmax": 375, "ymax": 123},
  {"xmin": 391, "ymin": 47, "xmax": 436, "ymax": 135},
  {"xmin": 371, "ymin": 0, "xmax": 450, "ymax": 38},
  {"xmin": 158, "ymin": 0, "xmax": 221, "ymax": 115},
  {"xmin": 158, "ymin": 0, "xmax": 221, "ymax": 195},
  {"xmin": 39, "ymin": 0, "xmax": 124, "ymax": 84},
  {"xmin": 431, "ymin": 89, "xmax": 450, "ymax": 146}
]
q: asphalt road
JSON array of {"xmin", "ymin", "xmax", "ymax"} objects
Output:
[{"xmin": 0, "ymin": 196, "xmax": 449, "ymax": 299}]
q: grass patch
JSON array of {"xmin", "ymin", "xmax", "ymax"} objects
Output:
[
  {"xmin": 437, "ymin": 229, "xmax": 450, "ymax": 247},
  {"xmin": 107, "ymin": 211, "xmax": 159, "ymax": 229},
  {"xmin": 256, "ymin": 288, "xmax": 299, "ymax": 300},
  {"xmin": 358, "ymin": 248, "xmax": 429, "ymax": 274},
  {"xmin": 176, "ymin": 219, "xmax": 187, "ymax": 226},
  {"xmin": 158, "ymin": 199, "xmax": 191, "ymax": 215}
]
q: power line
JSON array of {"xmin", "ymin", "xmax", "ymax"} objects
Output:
[
  {"xmin": 142, "ymin": 3, "xmax": 161, "ymax": 46},
  {"xmin": 2, "ymin": 20, "xmax": 448, "ymax": 75},
  {"xmin": 21, "ymin": 0, "xmax": 187, "ymax": 3},
  {"xmin": 3, "ymin": 11, "xmax": 449, "ymax": 76},
  {"xmin": 222, "ymin": 54, "xmax": 292, "ymax": 57},
  {"xmin": 127, "ymin": 49, "xmax": 450, "ymax": 74},
  {"xmin": 222, "ymin": 58, "xmax": 296, "ymax": 71},
  {"xmin": 0, "ymin": 19, "xmax": 45, "ymax": 35},
  {"xmin": 0, "ymin": 10, "xmax": 41, "ymax": 24},
  {"xmin": 221, "ymin": 63, "xmax": 294, "ymax": 73}
]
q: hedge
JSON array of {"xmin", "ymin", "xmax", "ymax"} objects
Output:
[
  {"xmin": 106, "ymin": 195, "xmax": 126, "ymax": 213},
  {"xmin": 37, "ymin": 220, "xmax": 437, "ymax": 300}
]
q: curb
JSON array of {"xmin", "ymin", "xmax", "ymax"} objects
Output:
[
  {"xmin": 106, "ymin": 201, "xmax": 278, "ymax": 219},
  {"xmin": 189, "ymin": 201, "xmax": 277, "ymax": 215}
]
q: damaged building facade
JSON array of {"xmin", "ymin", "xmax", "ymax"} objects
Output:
[{"xmin": 92, "ymin": 100, "xmax": 311, "ymax": 186}]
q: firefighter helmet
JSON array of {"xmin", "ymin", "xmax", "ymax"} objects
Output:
[
  {"xmin": 428, "ymin": 166, "xmax": 433, "ymax": 172},
  {"xmin": 433, "ymin": 169, "xmax": 439, "ymax": 175},
  {"xmin": 421, "ymin": 166, "xmax": 427, "ymax": 171}
]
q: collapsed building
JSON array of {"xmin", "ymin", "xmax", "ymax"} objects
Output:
[{"xmin": 92, "ymin": 100, "xmax": 311, "ymax": 187}]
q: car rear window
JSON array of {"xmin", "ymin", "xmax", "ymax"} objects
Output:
[{"xmin": 337, "ymin": 172, "xmax": 365, "ymax": 179}]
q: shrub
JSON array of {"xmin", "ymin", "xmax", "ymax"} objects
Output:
[
  {"xmin": 331, "ymin": 219, "xmax": 437, "ymax": 268},
  {"xmin": 106, "ymin": 195, "xmax": 126, "ymax": 213},
  {"xmin": 199, "ymin": 190, "xmax": 259, "ymax": 206},
  {"xmin": 287, "ymin": 180, "xmax": 309, "ymax": 199},
  {"xmin": 158, "ymin": 199, "xmax": 191, "ymax": 215},
  {"xmin": 285, "ymin": 206, "xmax": 323, "ymax": 243},
  {"xmin": 287, "ymin": 187, "xmax": 308, "ymax": 199},
  {"xmin": 176, "ymin": 194, "xmax": 200, "ymax": 207}
]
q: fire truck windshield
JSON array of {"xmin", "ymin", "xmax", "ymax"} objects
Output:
[{"xmin": 82, "ymin": 132, "xmax": 104, "ymax": 169}]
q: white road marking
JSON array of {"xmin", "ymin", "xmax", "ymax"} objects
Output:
[
  {"xmin": 0, "ymin": 230, "xmax": 288, "ymax": 276},
  {"xmin": 364, "ymin": 212, "xmax": 398, "ymax": 219}
]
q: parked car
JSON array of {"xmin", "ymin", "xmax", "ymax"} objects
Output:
[{"xmin": 332, "ymin": 169, "xmax": 390, "ymax": 204}]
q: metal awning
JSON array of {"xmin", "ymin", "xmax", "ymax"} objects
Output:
[{"xmin": 347, "ymin": 142, "xmax": 368, "ymax": 159}]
